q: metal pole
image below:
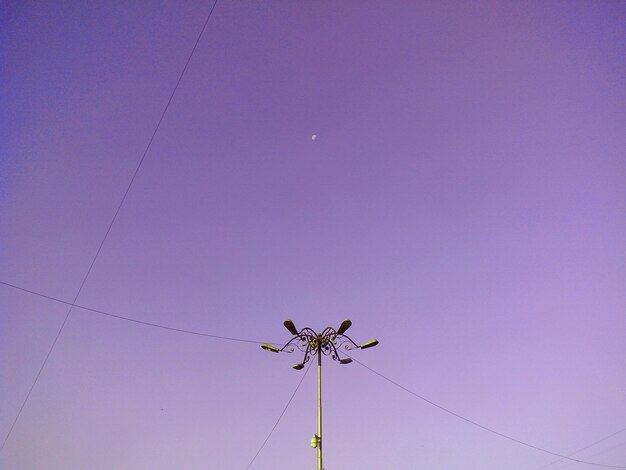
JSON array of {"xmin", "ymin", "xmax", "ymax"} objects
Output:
[
  {"xmin": 317, "ymin": 341, "xmax": 323, "ymax": 470},
  {"xmin": 261, "ymin": 321, "xmax": 378, "ymax": 470}
]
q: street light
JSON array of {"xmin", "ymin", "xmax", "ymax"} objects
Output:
[
  {"xmin": 261, "ymin": 343, "xmax": 280, "ymax": 353},
  {"xmin": 261, "ymin": 319, "xmax": 378, "ymax": 470},
  {"xmin": 359, "ymin": 339, "xmax": 379, "ymax": 349}
]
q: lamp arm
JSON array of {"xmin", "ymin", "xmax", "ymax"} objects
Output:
[
  {"xmin": 336, "ymin": 333, "xmax": 360, "ymax": 350},
  {"xmin": 326, "ymin": 339, "xmax": 343, "ymax": 361},
  {"xmin": 278, "ymin": 335, "xmax": 301, "ymax": 352},
  {"xmin": 321, "ymin": 326, "xmax": 336, "ymax": 338},
  {"xmin": 279, "ymin": 327, "xmax": 320, "ymax": 353}
]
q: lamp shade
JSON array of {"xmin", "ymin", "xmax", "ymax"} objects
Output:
[{"xmin": 283, "ymin": 319, "xmax": 299, "ymax": 335}]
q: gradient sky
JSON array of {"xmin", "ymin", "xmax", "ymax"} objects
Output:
[{"xmin": 1, "ymin": 1, "xmax": 625, "ymax": 469}]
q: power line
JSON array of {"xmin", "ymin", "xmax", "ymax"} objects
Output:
[
  {"xmin": 1, "ymin": 280, "xmax": 264, "ymax": 345},
  {"xmin": 536, "ymin": 429, "xmax": 626, "ymax": 469},
  {"xmin": 245, "ymin": 361, "xmax": 313, "ymax": 469},
  {"xmin": 551, "ymin": 439, "xmax": 626, "ymax": 470},
  {"xmin": 351, "ymin": 357, "xmax": 626, "ymax": 469},
  {"xmin": 4, "ymin": 276, "xmax": 623, "ymax": 468},
  {"xmin": 0, "ymin": 0, "xmax": 220, "ymax": 452}
]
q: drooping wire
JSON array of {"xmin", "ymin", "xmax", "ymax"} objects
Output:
[
  {"xmin": 536, "ymin": 429, "xmax": 626, "ymax": 469},
  {"xmin": 0, "ymin": 0, "xmax": 220, "ymax": 452},
  {"xmin": 245, "ymin": 360, "xmax": 313, "ymax": 469},
  {"xmin": 350, "ymin": 357, "xmax": 626, "ymax": 469},
  {"xmin": 551, "ymin": 439, "xmax": 626, "ymax": 470},
  {"xmin": 0, "ymin": 280, "xmax": 264, "ymax": 345},
  {"xmin": 4, "ymin": 276, "xmax": 622, "ymax": 469}
]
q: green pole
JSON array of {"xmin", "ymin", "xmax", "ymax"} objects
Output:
[{"xmin": 317, "ymin": 340, "xmax": 323, "ymax": 470}]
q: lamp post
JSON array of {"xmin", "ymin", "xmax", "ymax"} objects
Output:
[{"xmin": 261, "ymin": 319, "xmax": 379, "ymax": 470}]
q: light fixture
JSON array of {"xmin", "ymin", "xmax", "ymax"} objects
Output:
[
  {"xmin": 261, "ymin": 343, "xmax": 280, "ymax": 353},
  {"xmin": 283, "ymin": 319, "xmax": 299, "ymax": 336},
  {"xmin": 261, "ymin": 319, "xmax": 378, "ymax": 470},
  {"xmin": 359, "ymin": 339, "xmax": 379, "ymax": 349},
  {"xmin": 336, "ymin": 319, "xmax": 352, "ymax": 335}
]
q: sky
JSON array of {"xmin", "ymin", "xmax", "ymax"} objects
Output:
[{"xmin": 1, "ymin": 1, "xmax": 625, "ymax": 469}]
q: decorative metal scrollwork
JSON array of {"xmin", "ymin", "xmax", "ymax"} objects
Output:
[{"xmin": 264, "ymin": 321, "xmax": 372, "ymax": 368}]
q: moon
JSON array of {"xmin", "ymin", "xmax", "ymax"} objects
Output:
[{"xmin": 311, "ymin": 134, "xmax": 317, "ymax": 141}]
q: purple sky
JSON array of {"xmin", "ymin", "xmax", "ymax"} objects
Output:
[{"xmin": 1, "ymin": 1, "xmax": 625, "ymax": 469}]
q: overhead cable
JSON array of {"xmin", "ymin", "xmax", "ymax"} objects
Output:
[
  {"xmin": 551, "ymin": 440, "xmax": 626, "ymax": 470},
  {"xmin": 351, "ymin": 357, "xmax": 626, "ymax": 469},
  {"xmin": 536, "ymin": 428, "xmax": 626, "ymax": 469},
  {"xmin": 245, "ymin": 361, "xmax": 313, "ymax": 469},
  {"xmin": 4, "ymin": 278, "xmax": 623, "ymax": 469},
  {"xmin": 0, "ymin": 0, "xmax": 220, "ymax": 452},
  {"xmin": 0, "ymin": 280, "xmax": 263, "ymax": 344}
]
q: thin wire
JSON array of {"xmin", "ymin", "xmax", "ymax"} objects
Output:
[
  {"xmin": 5, "ymin": 273, "xmax": 620, "ymax": 470},
  {"xmin": 1, "ymin": 280, "xmax": 264, "ymax": 345},
  {"xmin": 552, "ymin": 440, "xmax": 626, "ymax": 470},
  {"xmin": 0, "ymin": 0, "xmax": 220, "ymax": 452},
  {"xmin": 245, "ymin": 361, "xmax": 313, "ymax": 469},
  {"xmin": 536, "ymin": 429, "xmax": 626, "ymax": 469},
  {"xmin": 351, "ymin": 357, "xmax": 626, "ymax": 469}
]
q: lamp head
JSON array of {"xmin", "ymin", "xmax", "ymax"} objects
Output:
[
  {"xmin": 339, "ymin": 357, "xmax": 353, "ymax": 365},
  {"xmin": 292, "ymin": 363, "xmax": 305, "ymax": 370},
  {"xmin": 336, "ymin": 319, "xmax": 352, "ymax": 335},
  {"xmin": 360, "ymin": 339, "xmax": 379, "ymax": 349},
  {"xmin": 261, "ymin": 343, "xmax": 280, "ymax": 353},
  {"xmin": 283, "ymin": 319, "xmax": 299, "ymax": 336}
]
